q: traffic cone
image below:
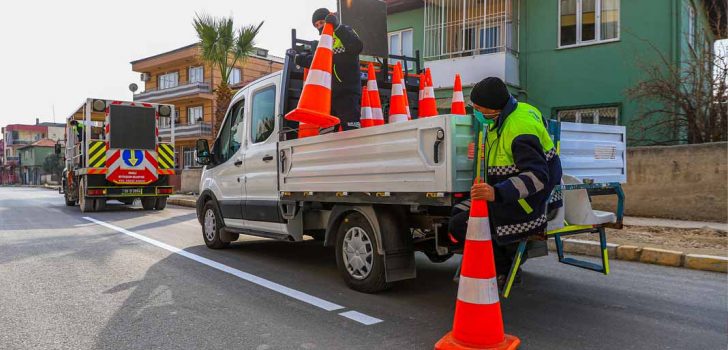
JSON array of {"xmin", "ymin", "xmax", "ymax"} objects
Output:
[
  {"xmin": 419, "ymin": 69, "xmax": 438, "ymax": 118},
  {"xmin": 298, "ymin": 68, "xmax": 319, "ymax": 138},
  {"xmin": 435, "ymin": 196, "xmax": 521, "ymax": 350},
  {"xmin": 388, "ymin": 64, "xmax": 409, "ymax": 123},
  {"xmin": 360, "ymin": 86, "xmax": 375, "ymax": 128},
  {"xmin": 399, "ymin": 62, "xmax": 412, "ymax": 119},
  {"xmin": 366, "ymin": 63, "xmax": 385, "ymax": 126},
  {"xmin": 285, "ymin": 22, "xmax": 340, "ymax": 128},
  {"xmin": 451, "ymin": 74, "xmax": 466, "ymax": 115},
  {"xmin": 418, "ymin": 72, "xmax": 425, "ymax": 106}
]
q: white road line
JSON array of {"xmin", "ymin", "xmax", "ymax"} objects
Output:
[
  {"xmin": 339, "ymin": 311, "xmax": 383, "ymax": 325},
  {"xmin": 83, "ymin": 217, "xmax": 383, "ymax": 325}
]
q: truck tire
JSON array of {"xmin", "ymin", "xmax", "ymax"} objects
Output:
[
  {"xmin": 154, "ymin": 197, "xmax": 167, "ymax": 210},
  {"xmin": 141, "ymin": 198, "xmax": 156, "ymax": 210},
  {"xmin": 94, "ymin": 198, "xmax": 106, "ymax": 212},
  {"xmin": 79, "ymin": 181, "xmax": 94, "ymax": 213},
  {"xmin": 335, "ymin": 212, "xmax": 389, "ymax": 293},
  {"xmin": 64, "ymin": 190, "xmax": 76, "ymax": 207},
  {"xmin": 201, "ymin": 201, "xmax": 229, "ymax": 249}
]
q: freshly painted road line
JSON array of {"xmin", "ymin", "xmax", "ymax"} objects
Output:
[
  {"xmin": 84, "ymin": 216, "xmax": 383, "ymax": 324},
  {"xmin": 338, "ymin": 311, "xmax": 383, "ymax": 325}
]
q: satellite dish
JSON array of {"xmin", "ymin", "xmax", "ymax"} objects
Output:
[{"xmin": 129, "ymin": 83, "xmax": 139, "ymax": 93}]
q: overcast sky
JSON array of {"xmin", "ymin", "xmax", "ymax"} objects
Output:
[
  {"xmin": 0, "ymin": 0, "xmax": 336, "ymax": 127},
  {"xmin": 0, "ymin": 1, "xmax": 725, "ymax": 128}
]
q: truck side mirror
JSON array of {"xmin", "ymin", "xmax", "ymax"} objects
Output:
[
  {"xmin": 54, "ymin": 144, "xmax": 62, "ymax": 156},
  {"xmin": 196, "ymin": 139, "xmax": 212, "ymax": 165}
]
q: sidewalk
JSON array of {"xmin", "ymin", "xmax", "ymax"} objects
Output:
[{"xmin": 624, "ymin": 216, "xmax": 727, "ymax": 231}]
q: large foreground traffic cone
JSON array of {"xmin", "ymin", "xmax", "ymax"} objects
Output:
[
  {"xmin": 435, "ymin": 197, "xmax": 521, "ymax": 350},
  {"xmin": 419, "ymin": 68, "xmax": 438, "ymax": 118},
  {"xmin": 285, "ymin": 22, "xmax": 340, "ymax": 128},
  {"xmin": 451, "ymin": 74, "xmax": 466, "ymax": 115},
  {"xmin": 388, "ymin": 65, "xmax": 410, "ymax": 123},
  {"xmin": 298, "ymin": 68, "xmax": 319, "ymax": 138},
  {"xmin": 366, "ymin": 63, "xmax": 385, "ymax": 126},
  {"xmin": 360, "ymin": 86, "xmax": 375, "ymax": 128}
]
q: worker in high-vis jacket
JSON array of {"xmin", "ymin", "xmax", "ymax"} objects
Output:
[
  {"xmin": 295, "ymin": 8, "xmax": 363, "ymax": 133},
  {"xmin": 448, "ymin": 77, "xmax": 563, "ymax": 287}
]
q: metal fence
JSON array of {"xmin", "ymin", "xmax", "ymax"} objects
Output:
[{"xmin": 424, "ymin": 0, "xmax": 519, "ymax": 60}]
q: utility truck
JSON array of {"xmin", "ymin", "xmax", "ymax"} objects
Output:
[
  {"xmin": 59, "ymin": 98, "xmax": 177, "ymax": 212},
  {"xmin": 194, "ymin": 36, "xmax": 626, "ymax": 293}
]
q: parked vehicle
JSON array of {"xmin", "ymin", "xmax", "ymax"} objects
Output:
[{"xmin": 59, "ymin": 98, "xmax": 177, "ymax": 212}]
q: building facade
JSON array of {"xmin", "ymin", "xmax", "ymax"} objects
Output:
[
  {"xmin": 131, "ymin": 44, "xmax": 284, "ymax": 170},
  {"xmin": 1, "ymin": 124, "xmax": 49, "ymax": 184},
  {"xmin": 17, "ymin": 139, "xmax": 56, "ymax": 185},
  {"xmin": 386, "ymin": 0, "xmax": 725, "ymax": 144}
]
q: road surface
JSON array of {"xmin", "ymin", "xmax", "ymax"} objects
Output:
[{"xmin": 1, "ymin": 187, "xmax": 725, "ymax": 349}]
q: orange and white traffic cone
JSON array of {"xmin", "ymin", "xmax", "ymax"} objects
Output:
[
  {"xmin": 388, "ymin": 64, "xmax": 410, "ymax": 123},
  {"xmin": 298, "ymin": 68, "xmax": 319, "ymax": 138},
  {"xmin": 419, "ymin": 68, "xmax": 438, "ymax": 118},
  {"xmin": 285, "ymin": 22, "xmax": 340, "ymax": 128},
  {"xmin": 366, "ymin": 63, "xmax": 385, "ymax": 126},
  {"xmin": 360, "ymin": 86, "xmax": 375, "ymax": 128},
  {"xmin": 418, "ymin": 72, "xmax": 426, "ymax": 108},
  {"xmin": 435, "ymin": 197, "xmax": 521, "ymax": 350},
  {"xmin": 397, "ymin": 62, "xmax": 412, "ymax": 120},
  {"xmin": 451, "ymin": 74, "xmax": 466, "ymax": 115}
]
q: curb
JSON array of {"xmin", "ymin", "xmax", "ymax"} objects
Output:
[
  {"xmin": 548, "ymin": 238, "xmax": 726, "ymax": 273},
  {"xmin": 168, "ymin": 198, "xmax": 197, "ymax": 208}
]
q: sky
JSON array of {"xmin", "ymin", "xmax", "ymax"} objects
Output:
[
  {"xmin": 0, "ymin": 1, "xmax": 725, "ymax": 128},
  {"xmin": 0, "ymin": 0, "xmax": 336, "ymax": 127}
]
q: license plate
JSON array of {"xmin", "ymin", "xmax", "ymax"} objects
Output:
[{"xmin": 121, "ymin": 188, "xmax": 143, "ymax": 195}]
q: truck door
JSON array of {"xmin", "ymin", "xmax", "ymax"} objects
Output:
[
  {"xmin": 243, "ymin": 82, "xmax": 285, "ymax": 233},
  {"xmin": 212, "ymin": 97, "xmax": 247, "ymax": 228}
]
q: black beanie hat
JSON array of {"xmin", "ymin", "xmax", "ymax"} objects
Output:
[
  {"xmin": 470, "ymin": 77, "xmax": 510, "ymax": 110},
  {"xmin": 312, "ymin": 8, "xmax": 330, "ymax": 25}
]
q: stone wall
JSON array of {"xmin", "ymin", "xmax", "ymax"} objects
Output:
[
  {"xmin": 593, "ymin": 142, "xmax": 727, "ymax": 222},
  {"xmin": 179, "ymin": 168, "xmax": 203, "ymax": 194}
]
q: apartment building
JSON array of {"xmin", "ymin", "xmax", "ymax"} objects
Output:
[
  {"xmin": 1, "ymin": 124, "xmax": 49, "ymax": 184},
  {"xmin": 131, "ymin": 44, "xmax": 284, "ymax": 169}
]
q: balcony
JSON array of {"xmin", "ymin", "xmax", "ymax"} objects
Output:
[
  {"xmin": 423, "ymin": 0, "xmax": 519, "ymax": 88},
  {"xmin": 159, "ymin": 122, "xmax": 212, "ymax": 140},
  {"xmin": 134, "ymin": 81, "xmax": 212, "ymax": 103},
  {"xmin": 4, "ymin": 156, "xmax": 20, "ymax": 167}
]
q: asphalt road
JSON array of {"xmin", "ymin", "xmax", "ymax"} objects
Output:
[{"xmin": 1, "ymin": 187, "xmax": 726, "ymax": 350}]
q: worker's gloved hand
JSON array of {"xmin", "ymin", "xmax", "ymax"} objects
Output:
[
  {"xmin": 471, "ymin": 182, "xmax": 495, "ymax": 202},
  {"xmin": 325, "ymin": 13, "xmax": 339, "ymax": 28}
]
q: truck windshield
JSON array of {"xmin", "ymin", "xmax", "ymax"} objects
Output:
[{"xmin": 109, "ymin": 105, "xmax": 156, "ymax": 150}]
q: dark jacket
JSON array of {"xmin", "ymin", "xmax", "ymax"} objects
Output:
[{"xmin": 297, "ymin": 24, "xmax": 363, "ymax": 95}]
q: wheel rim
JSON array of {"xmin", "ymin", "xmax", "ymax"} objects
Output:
[
  {"xmin": 204, "ymin": 209, "xmax": 216, "ymax": 242},
  {"xmin": 342, "ymin": 227, "xmax": 374, "ymax": 280}
]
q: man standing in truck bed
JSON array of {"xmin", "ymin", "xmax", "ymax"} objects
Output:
[{"xmin": 295, "ymin": 8, "xmax": 364, "ymax": 133}]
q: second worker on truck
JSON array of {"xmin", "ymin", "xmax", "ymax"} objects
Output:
[{"xmin": 295, "ymin": 8, "xmax": 364, "ymax": 133}]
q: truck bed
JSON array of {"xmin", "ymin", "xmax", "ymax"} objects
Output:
[{"xmin": 279, "ymin": 115, "xmax": 475, "ymax": 194}]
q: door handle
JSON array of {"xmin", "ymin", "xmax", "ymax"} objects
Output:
[
  {"xmin": 262, "ymin": 155, "xmax": 274, "ymax": 162},
  {"xmin": 234, "ymin": 160, "xmax": 243, "ymax": 167}
]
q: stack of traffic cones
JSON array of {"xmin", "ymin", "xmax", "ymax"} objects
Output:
[
  {"xmin": 451, "ymin": 74, "xmax": 466, "ymax": 115},
  {"xmin": 285, "ymin": 22, "xmax": 340, "ymax": 128},
  {"xmin": 360, "ymin": 86, "xmax": 375, "ymax": 128},
  {"xmin": 366, "ymin": 63, "xmax": 385, "ymax": 126},
  {"xmin": 435, "ymin": 194, "xmax": 521, "ymax": 350},
  {"xmin": 388, "ymin": 63, "xmax": 410, "ymax": 123},
  {"xmin": 419, "ymin": 68, "xmax": 438, "ymax": 118}
]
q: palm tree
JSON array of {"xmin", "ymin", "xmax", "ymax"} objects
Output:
[{"xmin": 193, "ymin": 14, "xmax": 263, "ymax": 136}]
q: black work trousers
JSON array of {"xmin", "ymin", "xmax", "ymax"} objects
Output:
[
  {"xmin": 449, "ymin": 209, "xmax": 523, "ymax": 275},
  {"xmin": 322, "ymin": 91, "xmax": 361, "ymax": 133}
]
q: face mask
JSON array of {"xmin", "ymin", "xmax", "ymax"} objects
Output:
[{"xmin": 317, "ymin": 27, "xmax": 323, "ymax": 35}]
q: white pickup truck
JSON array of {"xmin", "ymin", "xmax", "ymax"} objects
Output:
[{"xmin": 194, "ymin": 54, "xmax": 626, "ymax": 293}]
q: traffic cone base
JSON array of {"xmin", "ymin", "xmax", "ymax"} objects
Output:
[
  {"xmin": 285, "ymin": 108, "xmax": 340, "ymax": 128},
  {"xmin": 435, "ymin": 332, "xmax": 520, "ymax": 350}
]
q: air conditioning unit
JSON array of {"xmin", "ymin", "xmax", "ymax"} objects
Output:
[{"xmin": 140, "ymin": 73, "xmax": 151, "ymax": 82}]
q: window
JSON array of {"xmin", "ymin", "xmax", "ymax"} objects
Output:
[
  {"xmin": 250, "ymin": 86, "xmax": 276, "ymax": 143},
  {"xmin": 559, "ymin": 0, "xmax": 619, "ymax": 47},
  {"xmin": 228, "ymin": 68, "xmax": 241, "ymax": 85},
  {"xmin": 213, "ymin": 100, "xmax": 245, "ymax": 164},
  {"xmin": 187, "ymin": 106, "xmax": 203, "ymax": 125},
  {"xmin": 480, "ymin": 26, "xmax": 501, "ymax": 54},
  {"xmin": 158, "ymin": 72, "xmax": 179, "ymax": 90},
  {"xmin": 687, "ymin": 3, "xmax": 696, "ymax": 47},
  {"xmin": 183, "ymin": 147, "xmax": 199, "ymax": 168},
  {"xmin": 557, "ymin": 106, "xmax": 619, "ymax": 125},
  {"xmin": 159, "ymin": 116, "xmax": 171, "ymax": 128},
  {"xmin": 189, "ymin": 66, "xmax": 204, "ymax": 84},
  {"xmin": 388, "ymin": 28, "xmax": 414, "ymax": 60}
]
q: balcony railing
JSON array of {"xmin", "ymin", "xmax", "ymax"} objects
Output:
[
  {"xmin": 4, "ymin": 156, "xmax": 20, "ymax": 166},
  {"xmin": 159, "ymin": 122, "xmax": 212, "ymax": 140},
  {"xmin": 134, "ymin": 81, "xmax": 212, "ymax": 103}
]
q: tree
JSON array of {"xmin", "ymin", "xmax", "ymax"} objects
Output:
[
  {"xmin": 626, "ymin": 3, "xmax": 726, "ymax": 145},
  {"xmin": 43, "ymin": 153, "xmax": 64, "ymax": 181},
  {"xmin": 193, "ymin": 14, "xmax": 263, "ymax": 137}
]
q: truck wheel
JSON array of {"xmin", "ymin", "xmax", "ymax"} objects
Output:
[
  {"xmin": 94, "ymin": 198, "xmax": 106, "ymax": 212},
  {"xmin": 154, "ymin": 197, "xmax": 167, "ymax": 210},
  {"xmin": 79, "ymin": 181, "xmax": 94, "ymax": 213},
  {"xmin": 202, "ymin": 201, "xmax": 229, "ymax": 249},
  {"xmin": 64, "ymin": 190, "xmax": 76, "ymax": 207},
  {"xmin": 141, "ymin": 198, "xmax": 156, "ymax": 210},
  {"xmin": 335, "ymin": 212, "xmax": 389, "ymax": 293}
]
